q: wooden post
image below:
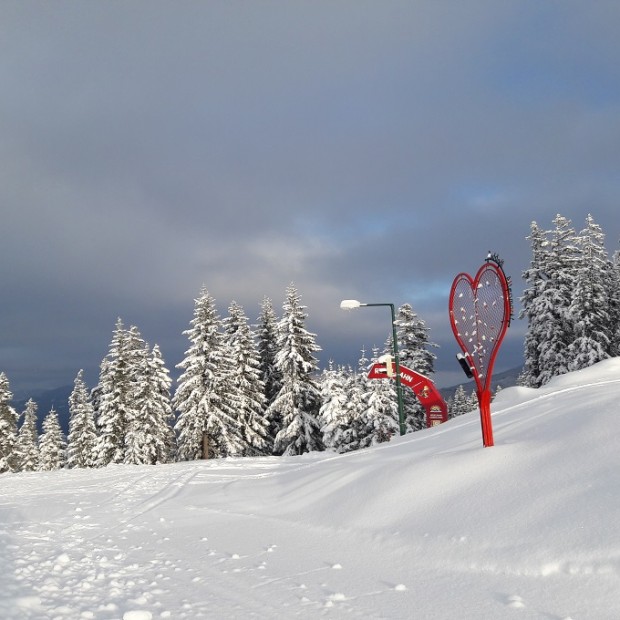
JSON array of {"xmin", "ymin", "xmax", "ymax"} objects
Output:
[{"xmin": 202, "ymin": 432, "xmax": 209, "ymax": 460}]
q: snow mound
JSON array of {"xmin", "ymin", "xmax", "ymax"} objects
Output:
[{"xmin": 1, "ymin": 359, "xmax": 620, "ymax": 619}]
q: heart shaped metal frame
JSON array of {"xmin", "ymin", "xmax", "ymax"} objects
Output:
[{"xmin": 449, "ymin": 257, "xmax": 512, "ymax": 446}]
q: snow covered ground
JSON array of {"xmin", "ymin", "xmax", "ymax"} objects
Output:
[{"xmin": 2, "ymin": 359, "xmax": 620, "ymax": 620}]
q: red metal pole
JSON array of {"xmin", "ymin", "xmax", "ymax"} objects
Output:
[{"xmin": 478, "ymin": 389, "xmax": 494, "ymax": 447}]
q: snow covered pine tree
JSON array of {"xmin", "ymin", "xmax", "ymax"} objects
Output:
[
  {"xmin": 67, "ymin": 369, "xmax": 98, "ymax": 469},
  {"xmin": 0, "ymin": 372, "xmax": 20, "ymax": 474},
  {"xmin": 268, "ymin": 284, "xmax": 323, "ymax": 456},
  {"xmin": 174, "ymin": 288, "xmax": 245, "ymax": 460}
]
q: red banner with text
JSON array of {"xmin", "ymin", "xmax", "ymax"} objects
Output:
[{"xmin": 368, "ymin": 362, "xmax": 448, "ymax": 427}]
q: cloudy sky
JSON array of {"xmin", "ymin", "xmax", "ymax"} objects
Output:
[{"xmin": 2, "ymin": 1, "xmax": 619, "ymax": 398}]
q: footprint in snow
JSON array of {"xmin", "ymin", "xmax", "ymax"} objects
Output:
[
  {"xmin": 506, "ymin": 594, "xmax": 525, "ymax": 609},
  {"xmin": 324, "ymin": 592, "xmax": 347, "ymax": 607}
]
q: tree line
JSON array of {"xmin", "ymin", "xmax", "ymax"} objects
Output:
[
  {"xmin": 2, "ymin": 212, "xmax": 619, "ymax": 474},
  {"xmin": 0, "ymin": 284, "xmax": 438, "ymax": 473},
  {"xmin": 520, "ymin": 213, "xmax": 620, "ymax": 387}
]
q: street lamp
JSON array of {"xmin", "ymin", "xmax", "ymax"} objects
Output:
[{"xmin": 340, "ymin": 300, "xmax": 406, "ymax": 436}]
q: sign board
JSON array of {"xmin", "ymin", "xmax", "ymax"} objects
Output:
[{"xmin": 368, "ymin": 362, "xmax": 448, "ymax": 428}]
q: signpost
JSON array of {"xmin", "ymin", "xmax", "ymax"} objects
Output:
[{"xmin": 340, "ymin": 300, "xmax": 406, "ymax": 435}]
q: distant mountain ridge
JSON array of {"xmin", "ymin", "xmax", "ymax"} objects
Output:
[
  {"xmin": 439, "ymin": 365, "xmax": 523, "ymax": 402},
  {"xmin": 14, "ymin": 385, "xmax": 73, "ymax": 434}
]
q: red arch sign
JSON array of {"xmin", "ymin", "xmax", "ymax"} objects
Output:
[{"xmin": 368, "ymin": 362, "xmax": 448, "ymax": 427}]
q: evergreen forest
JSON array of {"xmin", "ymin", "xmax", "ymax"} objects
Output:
[{"xmin": 1, "ymin": 213, "xmax": 619, "ymax": 474}]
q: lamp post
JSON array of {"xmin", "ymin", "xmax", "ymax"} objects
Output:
[{"xmin": 340, "ymin": 300, "xmax": 406, "ymax": 436}]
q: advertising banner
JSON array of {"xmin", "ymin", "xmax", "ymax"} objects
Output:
[{"xmin": 368, "ymin": 362, "xmax": 448, "ymax": 427}]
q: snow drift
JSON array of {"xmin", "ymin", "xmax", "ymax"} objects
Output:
[{"xmin": 2, "ymin": 359, "xmax": 620, "ymax": 619}]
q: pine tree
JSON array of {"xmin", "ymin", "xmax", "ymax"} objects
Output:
[
  {"xmin": 256, "ymin": 297, "xmax": 281, "ymax": 412},
  {"xmin": 469, "ymin": 389, "xmax": 479, "ymax": 411},
  {"xmin": 358, "ymin": 347, "xmax": 399, "ymax": 446},
  {"xmin": 223, "ymin": 301, "xmax": 270, "ymax": 456},
  {"xmin": 96, "ymin": 319, "xmax": 131, "ymax": 465},
  {"xmin": 323, "ymin": 353, "xmax": 367, "ymax": 454},
  {"xmin": 269, "ymin": 284, "xmax": 323, "ymax": 456},
  {"xmin": 39, "ymin": 408, "xmax": 67, "ymax": 471},
  {"xmin": 95, "ymin": 319, "xmax": 148, "ymax": 466},
  {"xmin": 344, "ymin": 348, "xmax": 372, "ymax": 451},
  {"xmin": 17, "ymin": 399, "xmax": 39, "ymax": 472},
  {"xmin": 319, "ymin": 362, "xmax": 351, "ymax": 452},
  {"xmin": 449, "ymin": 384, "xmax": 472, "ymax": 418},
  {"xmin": 123, "ymin": 334, "xmax": 151, "ymax": 466},
  {"xmin": 174, "ymin": 288, "xmax": 245, "ymax": 460},
  {"xmin": 610, "ymin": 248, "xmax": 620, "ymax": 356},
  {"xmin": 394, "ymin": 303, "xmax": 438, "ymax": 431},
  {"xmin": 567, "ymin": 214, "xmax": 611, "ymax": 371},
  {"xmin": 520, "ymin": 221, "xmax": 549, "ymax": 387},
  {"xmin": 0, "ymin": 372, "xmax": 19, "ymax": 474},
  {"xmin": 342, "ymin": 366, "xmax": 365, "ymax": 452},
  {"xmin": 67, "ymin": 369, "xmax": 98, "ymax": 469},
  {"xmin": 134, "ymin": 344, "xmax": 176, "ymax": 464},
  {"xmin": 536, "ymin": 215, "xmax": 579, "ymax": 385},
  {"xmin": 96, "ymin": 322, "xmax": 149, "ymax": 465}
]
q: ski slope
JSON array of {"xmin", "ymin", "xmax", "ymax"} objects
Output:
[{"xmin": 2, "ymin": 359, "xmax": 620, "ymax": 619}]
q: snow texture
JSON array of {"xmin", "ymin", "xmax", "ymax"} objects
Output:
[{"xmin": 2, "ymin": 358, "xmax": 620, "ymax": 619}]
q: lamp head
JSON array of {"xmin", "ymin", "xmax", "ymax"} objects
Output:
[{"xmin": 340, "ymin": 299, "xmax": 362, "ymax": 310}]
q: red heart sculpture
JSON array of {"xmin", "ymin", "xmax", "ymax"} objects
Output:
[
  {"xmin": 449, "ymin": 259, "xmax": 512, "ymax": 447},
  {"xmin": 449, "ymin": 261, "xmax": 511, "ymax": 393}
]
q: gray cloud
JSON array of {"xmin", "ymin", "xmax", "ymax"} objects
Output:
[{"xmin": 1, "ymin": 1, "xmax": 619, "ymax": 397}]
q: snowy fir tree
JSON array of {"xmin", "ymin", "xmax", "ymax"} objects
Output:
[
  {"xmin": 95, "ymin": 320, "xmax": 130, "ymax": 465},
  {"xmin": 395, "ymin": 303, "xmax": 437, "ymax": 376},
  {"xmin": 121, "ymin": 335, "xmax": 149, "ymax": 465},
  {"xmin": 319, "ymin": 352, "xmax": 366, "ymax": 454},
  {"xmin": 567, "ymin": 215, "xmax": 612, "ymax": 371},
  {"xmin": 521, "ymin": 213, "xmax": 620, "ymax": 386},
  {"xmin": 394, "ymin": 303, "xmax": 437, "ymax": 431},
  {"xmin": 357, "ymin": 347, "xmax": 399, "ymax": 447},
  {"xmin": 0, "ymin": 372, "xmax": 19, "ymax": 474},
  {"xmin": 468, "ymin": 389, "xmax": 479, "ymax": 411},
  {"xmin": 256, "ymin": 297, "xmax": 282, "ymax": 414},
  {"xmin": 341, "ymin": 366, "xmax": 366, "ymax": 452},
  {"xmin": 39, "ymin": 408, "xmax": 67, "ymax": 471},
  {"xmin": 519, "ymin": 221, "xmax": 549, "ymax": 387},
  {"xmin": 337, "ymin": 348, "xmax": 374, "ymax": 452},
  {"xmin": 84, "ymin": 322, "xmax": 175, "ymax": 467},
  {"xmin": 67, "ymin": 369, "xmax": 98, "ymax": 469},
  {"xmin": 124, "ymin": 336, "xmax": 174, "ymax": 465},
  {"xmin": 610, "ymin": 249, "xmax": 620, "ymax": 357},
  {"xmin": 268, "ymin": 284, "xmax": 323, "ymax": 456},
  {"xmin": 95, "ymin": 319, "xmax": 144, "ymax": 466},
  {"xmin": 449, "ymin": 384, "xmax": 473, "ymax": 418},
  {"xmin": 223, "ymin": 301, "xmax": 271, "ymax": 456},
  {"xmin": 132, "ymin": 344, "xmax": 176, "ymax": 464},
  {"xmin": 17, "ymin": 399, "xmax": 39, "ymax": 472},
  {"xmin": 536, "ymin": 214, "xmax": 579, "ymax": 385},
  {"xmin": 520, "ymin": 215, "xmax": 579, "ymax": 386},
  {"xmin": 174, "ymin": 288, "xmax": 245, "ymax": 460},
  {"xmin": 319, "ymin": 362, "xmax": 353, "ymax": 452},
  {"xmin": 123, "ymin": 326, "xmax": 174, "ymax": 465}
]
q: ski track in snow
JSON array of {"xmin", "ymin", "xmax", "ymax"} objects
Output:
[{"xmin": 1, "ymin": 463, "xmax": 412, "ymax": 619}]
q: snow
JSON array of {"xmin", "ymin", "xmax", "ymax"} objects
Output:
[{"xmin": 2, "ymin": 359, "xmax": 620, "ymax": 619}]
